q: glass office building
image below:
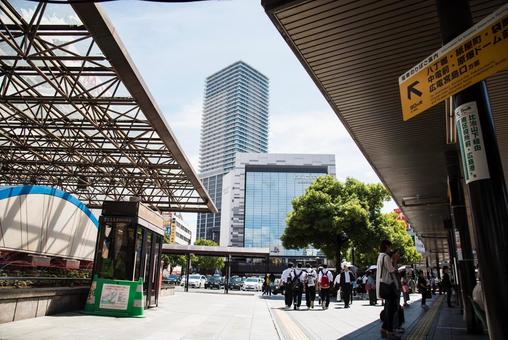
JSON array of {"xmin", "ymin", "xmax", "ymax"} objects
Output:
[
  {"xmin": 197, "ymin": 62, "xmax": 269, "ymax": 242},
  {"xmin": 244, "ymin": 168, "xmax": 327, "ymax": 256},
  {"xmin": 220, "ymin": 153, "xmax": 336, "ymax": 258}
]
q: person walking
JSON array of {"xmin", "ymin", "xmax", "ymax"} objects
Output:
[
  {"xmin": 290, "ymin": 263, "xmax": 305, "ymax": 310},
  {"xmin": 305, "ymin": 263, "xmax": 317, "ymax": 309},
  {"xmin": 401, "ymin": 272, "xmax": 410, "ymax": 307},
  {"xmin": 316, "ymin": 264, "xmax": 323, "ymax": 306},
  {"xmin": 377, "ymin": 240, "xmax": 400, "ymax": 339},
  {"xmin": 262, "ymin": 273, "xmax": 270, "ymax": 296},
  {"xmin": 441, "ymin": 266, "xmax": 453, "ymax": 307},
  {"xmin": 281, "ymin": 263, "xmax": 294, "ymax": 309},
  {"xmin": 318, "ymin": 264, "xmax": 333, "ymax": 310},
  {"xmin": 269, "ymin": 273, "xmax": 275, "ymax": 296},
  {"xmin": 367, "ymin": 270, "xmax": 377, "ymax": 305},
  {"xmin": 418, "ymin": 270, "xmax": 430, "ymax": 309},
  {"xmin": 335, "ymin": 264, "xmax": 354, "ymax": 308}
]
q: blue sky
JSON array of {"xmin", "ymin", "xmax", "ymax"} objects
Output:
[{"xmin": 99, "ymin": 0, "xmax": 397, "ymax": 234}]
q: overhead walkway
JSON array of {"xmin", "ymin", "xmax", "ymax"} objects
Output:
[{"xmin": 0, "ymin": 1, "xmax": 216, "ymax": 213}]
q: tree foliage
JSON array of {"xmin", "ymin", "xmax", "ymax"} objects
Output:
[
  {"xmin": 161, "ymin": 254, "xmax": 186, "ymax": 274},
  {"xmin": 282, "ymin": 176, "xmax": 420, "ymax": 269},
  {"xmin": 191, "ymin": 239, "xmax": 225, "ymax": 274}
]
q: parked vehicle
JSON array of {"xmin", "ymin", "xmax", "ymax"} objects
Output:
[
  {"xmin": 241, "ymin": 277, "xmax": 263, "ymax": 291},
  {"xmin": 166, "ymin": 274, "xmax": 181, "ymax": 285},
  {"xmin": 180, "ymin": 274, "xmax": 207, "ymax": 288},
  {"xmin": 228, "ymin": 276, "xmax": 244, "ymax": 290},
  {"xmin": 205, "ymin": 275, "xmax": 224, "ymax": 289}
]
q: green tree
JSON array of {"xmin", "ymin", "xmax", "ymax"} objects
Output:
[
  {"xmin": 282, "ymin": 176, "xmax": 391, "ymax": 272},
  {"xmin": 161, "ymin": 254, "xmax": 186, "ymax": 274},
  {"xmin": 192, "ymin": 239, "xmax": 225, "ymax": 274},
  {"xmin": 378, "ymin": 213, "xmax": 422, "ymax": 265}
]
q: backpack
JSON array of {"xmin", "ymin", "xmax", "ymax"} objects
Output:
[
  {"xmin": 291, "ymin": 270, "xmax": 304, "ymax": 291},
  {"xmin": 320, "ymin": 270, "xmax": 330, "ymax": 288}
]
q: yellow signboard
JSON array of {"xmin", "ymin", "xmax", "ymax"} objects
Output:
[{"xmin": 399, "ymin": 4, "xmax": 508, "ymax": 121}]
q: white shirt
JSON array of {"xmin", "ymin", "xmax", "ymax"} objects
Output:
[
  {"xmin": 291, "ymin": 268, "xmax": 306, "ymax": 282},
  {"xmin": 376, "ymin": 252, "xmax": 395, "ymax": 299},
  {"xmin": 306, "ymin": 269, "xmax": 317, "ymax": 286},
  {"xmin": 317, "ymin": 269, "xmax": 333, "ymax": 286},
  {"xmin": 362, "ymin": 275, "xmax": 368, "ymax": 284},
  {"xmin": 281, "ymin": 268, "xmax": 293, "ymax": 283},
  {"xmin": 334, "ymin": 271, "xmax": 352, "ymax": 285}
]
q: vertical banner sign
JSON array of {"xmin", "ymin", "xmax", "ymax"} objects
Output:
[
  {"xmin": 399, "ymin": 4, "xmax": 508, "ymax": 120},
  {"xmin": 455, "ymin": 102, "xmax": 490, "ymax": 184}
]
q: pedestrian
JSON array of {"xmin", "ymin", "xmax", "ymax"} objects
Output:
[
  {"xmin": 335, "ymin": 264, "xmax": 354, "ymax": 308},
  {"xmin": 367, "ymin": 270, "xmax": 377, "ymax": 305},
  {"xmin": 317, "ymin": 264, "xmax": 323, "ymax": 306},
  {"xmin": 417, "ymin": 270, "xmax": 430, "ymax": 309},
  {"xmin": 441, "ymin": 266, "xmax": 453, "ymax": 307},
  {"xmin": 376, "ymin": 240, "xmax": 400, "ymax": 339},
  {"xmin": 401, "ymin": 271, "xmax": 410, "ymax": 307},
  {"xmin": 262, "ymin": 273, "xmax": 270, "ymax": 296},
  {"xmin": 290, "ymin": 263, "xmax": 305, "ymax": 310},
  {"xmin": 361, "ymin": 273, "xmax": 369, "ymax": 300},
  {"xmin": 390, "ymin": 249, "xmax": 404, "ymax": 333},
  {"xmin": 281, "ymin": 262, "xmax": 294, "ymax": 309},
  {"xmin": 269, "ymin": 273, "xmax": 275, "ymax": 295},
  {"xmin": 318, "ymin": 264, "xmax": 333, "ymax": 310},
  {"xmin": 305, "ymin": 263, "xmax": 317, "ymax": 309}
]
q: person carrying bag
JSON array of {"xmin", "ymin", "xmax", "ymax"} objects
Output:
[{"xmin": 376, "ymin": 240, "xmax": 400, "ymax": 340}]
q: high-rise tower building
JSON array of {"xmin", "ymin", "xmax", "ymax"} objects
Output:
[{"xmin": 196, "ymin": 61, "xmax": 269, "ymax": 242}]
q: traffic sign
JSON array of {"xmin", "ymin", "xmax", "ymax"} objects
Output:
[{"xmin": 399, "ymin": 4, "xmax": 508, "ymax": 121}]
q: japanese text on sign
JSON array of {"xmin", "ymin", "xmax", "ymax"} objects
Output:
[
  {"xmin": 455, "ymin": 102, "xmax": 490, "ymax": 184},
  {"xmin": 399, "ymin": 4, "xmax": 508, "ymax": 121}
]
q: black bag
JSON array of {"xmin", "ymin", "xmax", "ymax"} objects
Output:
[
  {"xmin": 290, "ymin": 270, "xmax": 303, "ymax": 291},
  {"xmin": 425, "ymin": 289, "xmax": 432, "ymax": 299},
  {"xmin": 379, "ymin": 254, "xmax": 397, "ymax": 299}
]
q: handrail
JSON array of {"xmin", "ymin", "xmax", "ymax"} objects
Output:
[{"xmin": 0, "ymin": 277, "xmax": 91, "ymax": 281}]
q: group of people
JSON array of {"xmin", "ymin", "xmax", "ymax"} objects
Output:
[{"xmin": 279, "ymin": 262, "xmax": 359, "ymax": 310}]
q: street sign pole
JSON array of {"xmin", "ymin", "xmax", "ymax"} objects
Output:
[{"xmin": 437, "ymin": 1, "xmax": 508, "ymax": 339}]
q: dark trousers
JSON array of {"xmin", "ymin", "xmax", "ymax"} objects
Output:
[
  {"xmin": 369, "ymin": 289, "xmax": 377, "ymax": 305},
  {"xmin": 284, "ymin": 283, "xmax": 293, "ymax": 307},
  {"xmin": 382, "ymin": 296, "xmax": 398, "ymax": 332},
  {"xmin": 320, "ymin": 288, "xmax": 330, "ymax": 307},
  {"xmin": 293, "ymin": 284, "xmax": 303, "ymax": 307},
  {"xmin": 421, "ymin": 292, "xmax": 427, "ymax": 305},
  {"xmin": 342, "ymin": 284, "xmax": 352, "ymax": 307},
  {"xmin": 305, "ymin": 285, "xmax": 316, "ymax": 307},
  {"xmin": 444, "ymin": 287, "xmax": 452, "ymax": 306}
]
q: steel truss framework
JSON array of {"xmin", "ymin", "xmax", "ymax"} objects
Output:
[{"xmin": 0, "ymin": 1, "xmax": 215, "ymax": 213}]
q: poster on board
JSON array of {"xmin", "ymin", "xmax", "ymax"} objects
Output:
[{"xmin": 99, "ymin": 283, "xmax": 130, "ymax": 310}]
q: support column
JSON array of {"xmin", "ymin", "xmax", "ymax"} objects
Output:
[
  {"xmin": 185, "ymin": 253, "xmax": 191, "ymax": 293},
  {"xmin": 435, "ymin": 254, "xmax": 441, "ymax": 280},
  {"xmin": 224, "ymin": 255, "xmax": 231, "ymax": 294},
  {"xmin": 446, "ymin": 150, "xmax": 482, "ymax": 333},
  {"xmin": 437, "ymin": 2, "xmax": 508, "ymax": 338}
]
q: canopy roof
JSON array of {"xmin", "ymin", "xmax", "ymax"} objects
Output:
[
  {"xmin": 262, "ymin": 0, "xmax": 508, "ymax": 256},
  {"xmin": 0, "ymin": 1, "xmax": 216, "ymax": 213}
]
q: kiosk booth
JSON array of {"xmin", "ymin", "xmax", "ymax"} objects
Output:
[{"xmin": 85, "ymin": 201, "xmax": 164, "ymax": 316}]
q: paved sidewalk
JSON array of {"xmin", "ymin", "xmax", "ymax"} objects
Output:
[
  {"xmin": 265, "ymin": 293, "xmax": 427, "ymax": 340},
  {"xmin": 428, "ymin": 302, "xmax": 488, "ymax": 340},
  {"xmin": 0, "ymin": 292, "xmax": 279, "ymax": 340}
]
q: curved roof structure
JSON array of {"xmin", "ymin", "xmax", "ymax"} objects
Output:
[
  {"xmin": 262, "ymin": 0, "xmax": 508, "ymax": 256},
  {"xmin": 0, "ymin": 1, "xmax": 216, "ymax": 213},
  {"xmin": 0, "ymin": 185, "xmax": 98, "ymax": 226}
]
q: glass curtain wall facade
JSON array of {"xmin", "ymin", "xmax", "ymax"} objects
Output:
[
  {"xmin": 244, "ymin": 167, "xmax": 327, "ymax": 256},
  {"xmin": 197, "ymin": 61, "xmax": 269, "ymax": 243}
]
